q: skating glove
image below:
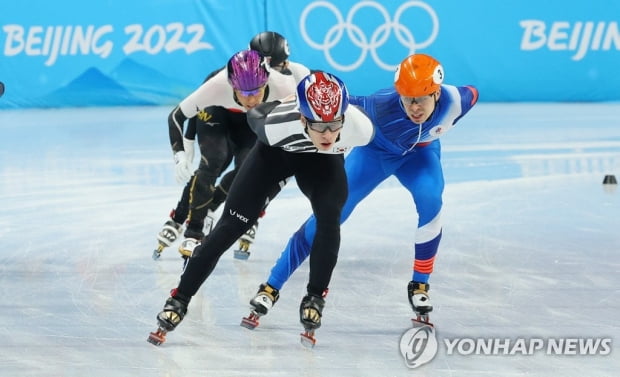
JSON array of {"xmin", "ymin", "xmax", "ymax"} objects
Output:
[{"xmin": 173, "ymin": 151, "xmax": 193, "ymax": 184}]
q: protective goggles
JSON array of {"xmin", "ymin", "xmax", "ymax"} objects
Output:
[
  {"xmin": 238, "ymin": 85, "xmax": 266, "ymax": 97},
  {"xmin": 400, "ymin": 93, "xmax": 435, "ymax": 106},
  {"xmin": 306, "ymin": 117, "xmax": 344, "ymax": 133}
]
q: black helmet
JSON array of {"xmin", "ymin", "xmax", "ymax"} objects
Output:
[{"xmin": 249, "ymin": 31, "xmax": 290, "ymax": 67}]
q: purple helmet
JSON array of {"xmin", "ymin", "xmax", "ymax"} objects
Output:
[
  {"xmin": 296, "ymin": 71, "xmax": 349, "ymax": 122},
  {"xmin": 227, "ymin": 50, "xmax": 270, "ymax": 96}
]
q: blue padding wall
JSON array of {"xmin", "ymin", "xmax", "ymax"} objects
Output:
[{"xmin": 1, "ymin": 0, "xmax": 618, "ymax": 108}]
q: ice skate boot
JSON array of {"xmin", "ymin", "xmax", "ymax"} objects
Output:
[
  {"xmin": 408, "ymin": 281, "xmax": 433, "ymax": 326},
  {"xmin": 178, "ymin": 238, "xmax": 201, "ymax": 258},
  {"xmin": 178, "ymin": 227, "xmax": 203, "ymax": 258},
  {"xmin": 234, "ymin": 222, "xmax": 258, "ymax": 260},
  {"xmin": 153, "ymin": 219, "xmax": 183, "ymax": 260},
  {"xmin": 147, "ymin": 289, "xmax": 190, "ymax": 346},
  {"xmin": 299, "ymin": 293, "xmax": 326, "ymax": 348},
  {"xmin": 240, "ymin": 283, "xmax": 280, "ymax": 329}
]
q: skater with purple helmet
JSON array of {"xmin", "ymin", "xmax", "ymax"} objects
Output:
[
  {"xmin": 153, "ymin": 49, "xmax": 297, "ymax": 262},
  {"xmin": 148, "ymin": 71, "xmax": 374, "ymax": 346}
]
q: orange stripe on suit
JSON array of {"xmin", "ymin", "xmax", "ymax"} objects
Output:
[{"xmin": 413, "ymin": 256, "xmax": 436, "ymax": 274}]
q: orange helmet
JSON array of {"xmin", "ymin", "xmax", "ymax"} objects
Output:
[{"xmin": 394, "ymin": 54, "xmax": 444, "ymax": 97}]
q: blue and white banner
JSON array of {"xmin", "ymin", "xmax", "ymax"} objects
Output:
[
  {"xmin": 1, "ymin": 0, "xmax": 619, "ymax": 108},
  {"xmin": 0, "ymin": 0, "xmax": 265, "ymax": 108}
]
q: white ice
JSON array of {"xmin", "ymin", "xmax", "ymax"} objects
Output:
[{"xmin": 0, "ymin": 103, "xmax": 619, "ymax": 376}]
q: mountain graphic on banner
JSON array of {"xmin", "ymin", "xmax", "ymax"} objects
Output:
[
  {"xmin": 39, "ymin": 67, "xmax": 156, "ymax": 107},
  {"xmin": 109, "ymin": 58, "xmax": 195, "ymax": 104},
  {"xmin": 33, "ymin": 58, "xmax": 196, "ymax": 108}
]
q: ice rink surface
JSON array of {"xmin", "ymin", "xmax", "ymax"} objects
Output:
[{"xmin": 1, "ymin": 103, "xmax": 619, "ymax": 376}]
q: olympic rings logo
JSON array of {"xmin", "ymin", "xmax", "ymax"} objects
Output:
[{"xmin": 300, "ymin": 1, "xmax": 439, "ymax": 71}]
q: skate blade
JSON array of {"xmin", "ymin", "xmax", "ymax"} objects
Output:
[
  {"xmin": 147, "ymin": 328, "xmax": 167, "ymax": 346},
  {"xmin": 233, "ymin": 249, "xmax": 250, "ymax": 260},
  {"xmin": 240, "ymin": 314, "xmax": 259, "ymax": 329},
  {"xmin": 152, "ymin": 244, "xmax": 165, "ymax": 260},
  {"xmin": 411, "ymin": 314, "xmax": 433, "ymax": 327},
  {"xmin": 300, "ymin": 330, "xmax": 317, "ymax": 348}
]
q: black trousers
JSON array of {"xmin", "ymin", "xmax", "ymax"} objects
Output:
[
  {"xmin": 177, "ymin": 142, "xmax": 347, "ymax": 298},
  {"xmin": 176, "ymin": 106, "xmax": 256, "ymax": 237}
]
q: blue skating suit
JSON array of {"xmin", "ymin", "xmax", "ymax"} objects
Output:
[{"xmin": 266, "ymin": 84, "xmax": 479, "ymax": 289}]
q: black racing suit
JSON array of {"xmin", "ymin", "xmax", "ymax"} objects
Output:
[
  {"xmin": 168, "ymin": 70, "xmax": 282, "ymax": 238},
  {"xmin": 177, "ymin": 101, "xmax": 348, "ymax": 298}
]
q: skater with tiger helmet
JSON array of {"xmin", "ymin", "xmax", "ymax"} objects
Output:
[{"xmin": 247, "ymin": 53, "xmax": 479, "ymax": 326}]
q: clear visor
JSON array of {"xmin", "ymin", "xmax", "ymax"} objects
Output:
[
  {"xmin": 306, "ymin": 117, "xmax": 344, "ymax": 133},
  {"xmin": 400, "ymin": 93, "xmax": 435, "ymax": 106},
  {"xmin": 238, "ymin": 86, "xmax": 264, "ymax": 97}
]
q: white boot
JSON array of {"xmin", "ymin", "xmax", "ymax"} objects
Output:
[
  {"xmin": 249, "ymin": 283, "xmax": 280, "ymax": 316},
  {"xmin": 157, "ymin": 220, "xmax": 183, "ymax": 247},
  {"xmin": 178, "ymin": 238, "xmax": 200, "ymax": 258},
  {"xmin": 235, "ymin": 222, "xmax": 259, "ymax": 260},
  {"xmin": 239, "ymin": 222, "xmax": 258, "ymax": 244},
  {"xmin": 407, "ymin": 281, "xmax": 433, "ymax": 315}
]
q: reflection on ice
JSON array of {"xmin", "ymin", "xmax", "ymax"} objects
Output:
[{"xmin": 0, "ymin": 103, "xmax": 619, "ymax": 376}]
